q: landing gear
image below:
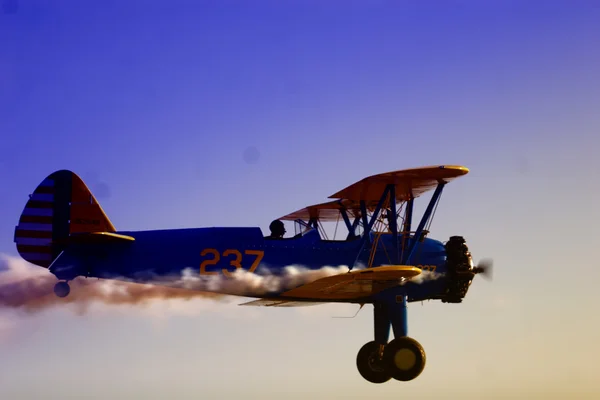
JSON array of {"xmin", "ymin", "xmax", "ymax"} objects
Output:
[
  {"xmin": 53, "ymin": 281, "xmax": 70, "ymax": 298},
  {"xmin": 356, "ymin": 337, "xmax": 426, "ymax": 383},
  {"xmin": 356, "ymin": 341, "xmax": 391, "ymax": 383},
  {"xmin": 356, "ymin": 295, "xmax": 426, "ymax": 383},
  {"xmin": 382, "ymin": 337, "xmax": 426, "ymax": 381}
]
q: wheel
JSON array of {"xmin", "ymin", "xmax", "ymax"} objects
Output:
[
  {"xmin": 356, "ymin": 341, "xmax": 392, "ymax": 383},
  {"xmin": 53, "ymin": 281, "xmax": 70, "ymax": 298},
  {"xmin": 382, "ymin": 337, "xmax": 426, "ymax": 381}
]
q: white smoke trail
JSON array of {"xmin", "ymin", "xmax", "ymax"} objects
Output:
[
  {"xmin": 166, "ymin": 264, "xmax": 353, "ymax": 296},
  {"xmin": 0, "ymin": 313, "xmax": 16, "ymax": 340},
  {"xmin": 406, "ymin": 269, "xmax": 445, "ymax": 284},
  {"xmin": 0, "ymin": 252, "xmax": 444, "ymax": 316},
  {"xmin": 0, "ymin": 253, "xmax": 354, "ymax": 314}
]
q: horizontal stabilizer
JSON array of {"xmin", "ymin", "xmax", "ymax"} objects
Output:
[
  {"xmin": 65, "ymin": 232, "xmax": 135, "ymax": 244},
  {"xmin": 238, "ymin": 299, "xmax": 324, "ymax": 307}
]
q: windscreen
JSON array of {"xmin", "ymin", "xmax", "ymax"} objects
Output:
[{"xmin": 293, "ymin": 219, "xmax": 316, "ymax": 237}]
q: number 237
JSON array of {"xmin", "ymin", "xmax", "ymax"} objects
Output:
[{"xmin": 200, "ymin": 248, "xmax": 264, "ymax": 276}]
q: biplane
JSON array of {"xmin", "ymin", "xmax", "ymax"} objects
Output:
[{"xmin": 13, "ymin": 165, "xmax": 491, "ymax": 383}]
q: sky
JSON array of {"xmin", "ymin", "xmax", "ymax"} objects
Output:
[{"xmin": 1, "ymin": 0, "xmax": 600, "ymax": 398}]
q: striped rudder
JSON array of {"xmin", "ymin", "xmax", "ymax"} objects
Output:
[{"xmin": 13, "ymin": 170, "xmax": 115, "ymax": 268}]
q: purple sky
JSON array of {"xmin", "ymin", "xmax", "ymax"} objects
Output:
[{"xmin": 1, "ymin": 1, "xmax": 599, "ymax": 398}]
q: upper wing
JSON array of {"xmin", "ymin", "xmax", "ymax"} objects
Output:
[
  {"xmin": 280, "ymin": 199, "xmax": 367, "ymax": 221},
  {"xmin": 278, "ymin": 265, "xmax": 422, "ymax": 301},
  {"xmin": 280, "ymin": 165, "xmax": 468, "ymax": 221},
  {"xmin": 328, "ymin": 165, "xmax": 469, "ymax": 202}
]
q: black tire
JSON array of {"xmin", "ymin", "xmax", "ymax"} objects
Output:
[
  {"xmin": 356, "ymin": 341, "xmax": 392, "ymax": 383},
  {"xmin": 53, "ymin": 281, "xmax": 70, "ymax": 298},
  {"xmin": 382, "ymin": 337, "xmax": 426, "ymax": 381}
]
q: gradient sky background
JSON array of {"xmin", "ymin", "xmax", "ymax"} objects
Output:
[{"xmin": 1, "ymin": 1, "xmax": 600, "ymax": 399}]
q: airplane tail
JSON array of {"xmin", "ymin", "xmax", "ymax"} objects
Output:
[{"xmin": 13, "ymin": 170, "xmax": 116, "ymax": 268}]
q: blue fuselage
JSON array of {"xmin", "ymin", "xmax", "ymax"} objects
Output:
[{"xmin": 50, "ymin": 227, "xmax": 450, "ymax": 303}]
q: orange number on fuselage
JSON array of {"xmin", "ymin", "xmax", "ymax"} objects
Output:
[
  {"xmin": 199, "ymin": 249, "xmax": 265, "ymax": 275},
  {"xmin": 222, "ymin": 249, "xmax": 243, "ymax": 277},
  {"xmin": 200, "ymin": 248, "xmax": 220, "ymax": 275},
  {"xmin": 244, "ymin": 250, "xmax": 264, "ymax": 273}
]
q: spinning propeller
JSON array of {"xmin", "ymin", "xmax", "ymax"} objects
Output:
[{"xmin": 472, "ymin": 258, "xmax": 493, "ymax": 280}]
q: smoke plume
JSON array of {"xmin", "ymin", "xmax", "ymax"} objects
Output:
[
  {"xmin": 409, "ymin": 269, "xmax": 445, "ymax": 284},
  {"xmin": 0, "ymin": 253, "xmax": 352, "ymax": 315},
  {"xmin": 0, "ymin": 252, "xmax": 444, "ymax": 317},
  {"xmin": 0, "ymin": 254, "xmax": 223, "ymax": 315}
]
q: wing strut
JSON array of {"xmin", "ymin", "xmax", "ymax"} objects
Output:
[
  {"xmin": 400, "ymin": 197, "xmax": 414, "ymax": 264},
  {"xmin": 388, "ymin": 184, "xmax": 399, "ymax": 264},
  {"xmin": 360, "ymin": 184, "xmax": 392, "ymax": 243},
  {"xmin": 338, "ymin": 201, "xmax": 353, "ymax": 233},
  {"xmin": 403, "ymin": 183, "xmax": 445, "ymax": 264}
]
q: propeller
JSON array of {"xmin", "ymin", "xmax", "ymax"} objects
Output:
[{"xmin": 472, "ymin": 258, "xmax": 493, "ymax": 280}]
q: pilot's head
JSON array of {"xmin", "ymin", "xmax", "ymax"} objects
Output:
[{"xmin": 269, "ymin": 220, "xmax": 286, "ymax": 238}]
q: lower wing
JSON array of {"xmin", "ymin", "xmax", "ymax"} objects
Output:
[{"xmin": 239, "ymin": 265, "xmax": 422, "ymax": 306}]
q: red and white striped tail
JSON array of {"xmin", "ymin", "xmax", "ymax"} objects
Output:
[
  {"xmin": 14, "ymin": 170, "xmax": 115, "ymax": 268},
  {"xmin": 14, "ymin": 176, "xmax": 56, "ymax": 267}
]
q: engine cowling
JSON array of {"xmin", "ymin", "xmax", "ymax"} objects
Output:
[{"xmin": 442, "ymin": 236, "xmax": 475, "ymax": 303}]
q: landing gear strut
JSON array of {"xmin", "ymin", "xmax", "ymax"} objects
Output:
[
  {"xmin": 53, "ymin": 281, "xmax": 70, "ymax": 298},
  {"xmin": 356, "ymin": 295, "xmax": 426, "ymax": 383}
]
